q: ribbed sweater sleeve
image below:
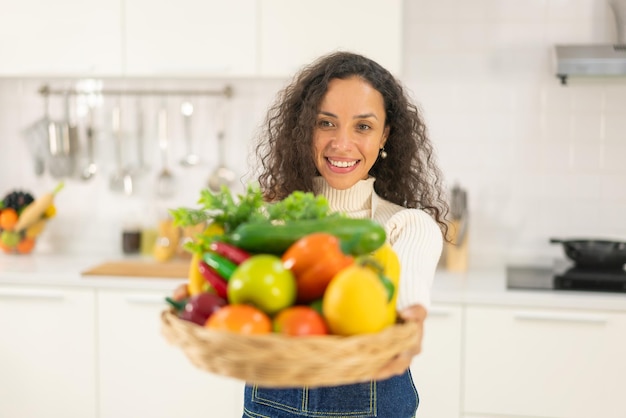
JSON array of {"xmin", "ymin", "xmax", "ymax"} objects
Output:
[{"xmin": 374, "ymin": 201, "xmax": 443, "ymax": 310}]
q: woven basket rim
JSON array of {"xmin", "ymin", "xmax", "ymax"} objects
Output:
[{"xmin": 161, "ymin": 308, "xmax": 420, "ymax": 387}]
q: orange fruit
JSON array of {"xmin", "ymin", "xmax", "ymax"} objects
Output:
[
  {"xmin": 205, "ymin": 304, "xmax": 272, "ymax": 335},
  {"xmin": 0, "ymin": 240, "xmax": 13, "ymax": 253},
  {"xmin": 0, "ymin": 208, "xmax": 18, "ymax": 231},
  {"xmin": 16, "ymin": 237, "xmax": 36, "ymax": 254},
  {"xmin": 273, "ymin": 306, "xmax": 328, "ymax": 336}
]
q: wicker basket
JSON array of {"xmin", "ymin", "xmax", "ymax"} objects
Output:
[{"xmin": 161, "ymin": 309, "xmax": 420, "ymax": 388}]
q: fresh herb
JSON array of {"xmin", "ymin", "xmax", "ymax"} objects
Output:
[
  {"xmin": 168, "ymin": 207, "xmax": 211, "ymax": 228},
  {"xmin": 266, "ymin": 191, "xmax": 343, "ymax": 222},
  {"xmin": 170, "ymin": 184, "xmax": 343, "ymax": 254},
  {"xmin": 170, "ymin": 184, "xmax": 266, "ymax": 233}
]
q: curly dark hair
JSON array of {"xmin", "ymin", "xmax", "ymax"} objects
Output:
[{"xmin": 253, "ymin": 51, "xmax": 449, "ymax": 236}]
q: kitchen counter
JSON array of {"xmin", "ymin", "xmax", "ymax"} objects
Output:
[
  {"xmin": 0, "ymin": 254, "xmax": 186, "ymax": 291},
  {"xmin": 1, "ymin": 254, "xmax": 626, "ymax": 311},
  {"xmin": 434, "ymin": 267, "xmax": 626, "ymax": 311}
]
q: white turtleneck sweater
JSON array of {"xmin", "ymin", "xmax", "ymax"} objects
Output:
[{"xmin": 313, "ymin": 177, "xmax": 443, "ymax": 310}]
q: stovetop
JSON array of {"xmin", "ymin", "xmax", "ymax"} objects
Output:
[{"xmin": 507, "ymin": 260, "xmax": 626, "ymax": 293}]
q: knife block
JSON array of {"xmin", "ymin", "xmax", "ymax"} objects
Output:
[{"xmin": 444, "ymin": 219, "xmax": 468, "ymax": 272}]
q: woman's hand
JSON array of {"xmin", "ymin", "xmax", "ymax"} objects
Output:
[{"xmin": 372, "ymin": 304, "xmax": 428, "ymax": 381}]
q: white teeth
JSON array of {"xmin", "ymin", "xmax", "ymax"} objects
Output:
[{"xmin": 328, "ymin": 159, "xmax": 357, "ymax": 168}]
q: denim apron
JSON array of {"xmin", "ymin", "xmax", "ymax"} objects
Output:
[{"xmin": 242, "ymin": 369, "xmax": 418, "ymax": 418}]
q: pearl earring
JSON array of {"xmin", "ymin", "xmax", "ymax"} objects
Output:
[{"xmin": 379, "ymin": 148, "xmax": 388, "ymax": 159}]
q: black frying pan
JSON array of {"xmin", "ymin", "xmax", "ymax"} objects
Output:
[{"xmin": 550, "ymin": 238, "xmax": 626, "ymax": 269}]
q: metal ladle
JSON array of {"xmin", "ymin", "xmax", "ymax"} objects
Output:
[
  {"xmin": 48, "ymin": 92, "xmax": 79, "ymax": 179},
  {"xmin": 207, "ymin": 130, "xmax": 236, "ymax": 192},
  {"xmin": 109, "ymin": 105, "xmax": 134, "ymax": 195},
  {"xmin": 134, "ymin": 98, "xmax": 148, "ymax": 174},
  {"xmin": 80, "ymin": 107, "xmax": 97, "ymax": 180},
  {"xmin": 21, "ymin": 96, "xmax": 50, "ymax": 177},
  {"xmin": 156, "ymin": 107, "xmax": 175, "ymax": 198},
  {"xmin": 179, "ymin": 101, "xmax": 199, "ymax": 167}
]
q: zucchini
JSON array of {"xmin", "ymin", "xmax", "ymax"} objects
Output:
[{"xmin": 229, "ymin": 218, "xmax": 386, "ymax": 256}]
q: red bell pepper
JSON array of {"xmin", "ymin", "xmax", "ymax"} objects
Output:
[
  {"xmin": 198, "ymin": 261, "xmax": 228, "ymax": 299},
  {"xmin": 208, "ymin": 241, "xmax": 251, "ymax": 265}
]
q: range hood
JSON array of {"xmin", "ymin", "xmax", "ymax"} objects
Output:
[
  {"xmin": 555, "ymin": 45, "xmax": 626, "ymax": 84},
  {"xmin": 555, "ymin": 1, "xmax": 626, "ymax": 84}
]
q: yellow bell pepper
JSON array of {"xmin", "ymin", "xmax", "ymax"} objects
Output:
[
  {"xmin": 187, "ymin": 222, "xmax": 225, "ymax": 296},
  {"xmin": 187, "ymin": 252, "xmax": 206, "ymax": 296},
  {"xmin": 371, "ymin": 243, "xmax": 401, "ymax": 326}
]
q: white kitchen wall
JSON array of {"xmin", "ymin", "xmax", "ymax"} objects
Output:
[
  {"xmin": 1, "ymin": 0, "xmax": 625, "ymax": 265},
  {"xmin": 404, "ymin": 0, "xmax": 626, "ymax": 265}
]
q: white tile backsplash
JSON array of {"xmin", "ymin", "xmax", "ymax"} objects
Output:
[
  {"xmin": 1, "ymin": 0, "xmax": 625, "ymax": 264},
  {"xmin": 603, "ymin": 112, "xmax": 626, "ymax": 143},
  {"xmin": 602, "ymin": 144, "xmax": 626, "ymax": 172}
]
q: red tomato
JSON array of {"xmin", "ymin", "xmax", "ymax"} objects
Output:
[
  {"xmin": 282, "ymin": 233, "xmax": 354, "ymax": 303},
  {"xmin": 273, "ymin": 306, "xmax": 328, "ymax": 336},
  {"xmin": 205, "ymin": 304, "xmax": 272, "ymax": 335},
  {"xmin": 0, "ymin": 208, "xmax": 18, "ymax": 231}
]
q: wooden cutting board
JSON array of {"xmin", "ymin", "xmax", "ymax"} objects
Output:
[{"xmin": 81, "ymin": 259, "xmax": 190, "ymax": 278}]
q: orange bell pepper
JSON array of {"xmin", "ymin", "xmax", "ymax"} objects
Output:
[{"xmin": 282, "ymin": 232, "xmax": 354, "ymax": 303}]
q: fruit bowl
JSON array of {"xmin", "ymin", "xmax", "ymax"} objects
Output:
[{"xmin": 0, "ymin": 189, "xmax": 56, "ymax": 255}]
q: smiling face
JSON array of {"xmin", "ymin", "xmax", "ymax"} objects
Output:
[{"xmin": 313, "ymin": 76, "xmax": 389, "ymax": 190}]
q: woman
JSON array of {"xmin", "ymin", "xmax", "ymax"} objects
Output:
[{"xmin": 245, "ymin": 51, "xmax": 449, "ymax": 417}]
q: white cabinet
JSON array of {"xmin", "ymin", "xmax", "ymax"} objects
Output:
[
  {"xmin": 123, "ymin": 0, "xmax": 257, "ymax": 77},
  {"xmin": 464, "ymin": 306, "xmax": 626, "ymax": 418},
  {"xmin": 411, "ymin": 304, "xmax": 463, "ymax": 418},
  {"xmin": 97, "ymin": 289, "xmax": 244, "ymax": 418},
  {"xmin": 0, "ymin": 0, "xmax": 122, "ymax": 76},
  {"xmin": 0, "ymin": 285, "xmax": 97, "ymax": 418},
  {"xmin": 258, "ymin": 0, "xmax": 403, "ymax": 77},
  {"xmin": 7, "ymin": 270, "xmax": 626, "ymax": 418},
  {"xmin": 1, "ymin": 0, "xmax": 403, "ymax": 78}
]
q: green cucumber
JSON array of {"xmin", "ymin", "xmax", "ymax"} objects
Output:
[{"xmin": 229, "ymin": 218, "xmax": 386, "ymax": 256}]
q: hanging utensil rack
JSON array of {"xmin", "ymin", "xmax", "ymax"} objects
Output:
[
  {"xmin": 34, "ymin": 83, "xmax": 235, "ymax": 191},
  {"xmin": 38, "ymin": 84, "xmax": 234, "ymax": 99}
]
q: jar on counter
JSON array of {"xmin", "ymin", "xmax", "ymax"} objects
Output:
[
  {"xmin": 140, "ymin": 227, "xmax": 158, "ymax": 256},
  {"xmin": 138, "ymin": 203, "xmax": 159, "ymax": 256},
  {"xmin": 122, "ymin": 225, "xmax": 141, "ymax": 255}
]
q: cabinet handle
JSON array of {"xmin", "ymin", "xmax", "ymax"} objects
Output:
[
  {"xmin": 0, "ymin": 289, "xmax": 65, "ymax": 300},
  {"xmin": 513, "ymin": 311, "xmax": 608, "ymax": 325},
  {"xmin": 124, "ymin": 294, "xmax": 167, "ymax": 305}
]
